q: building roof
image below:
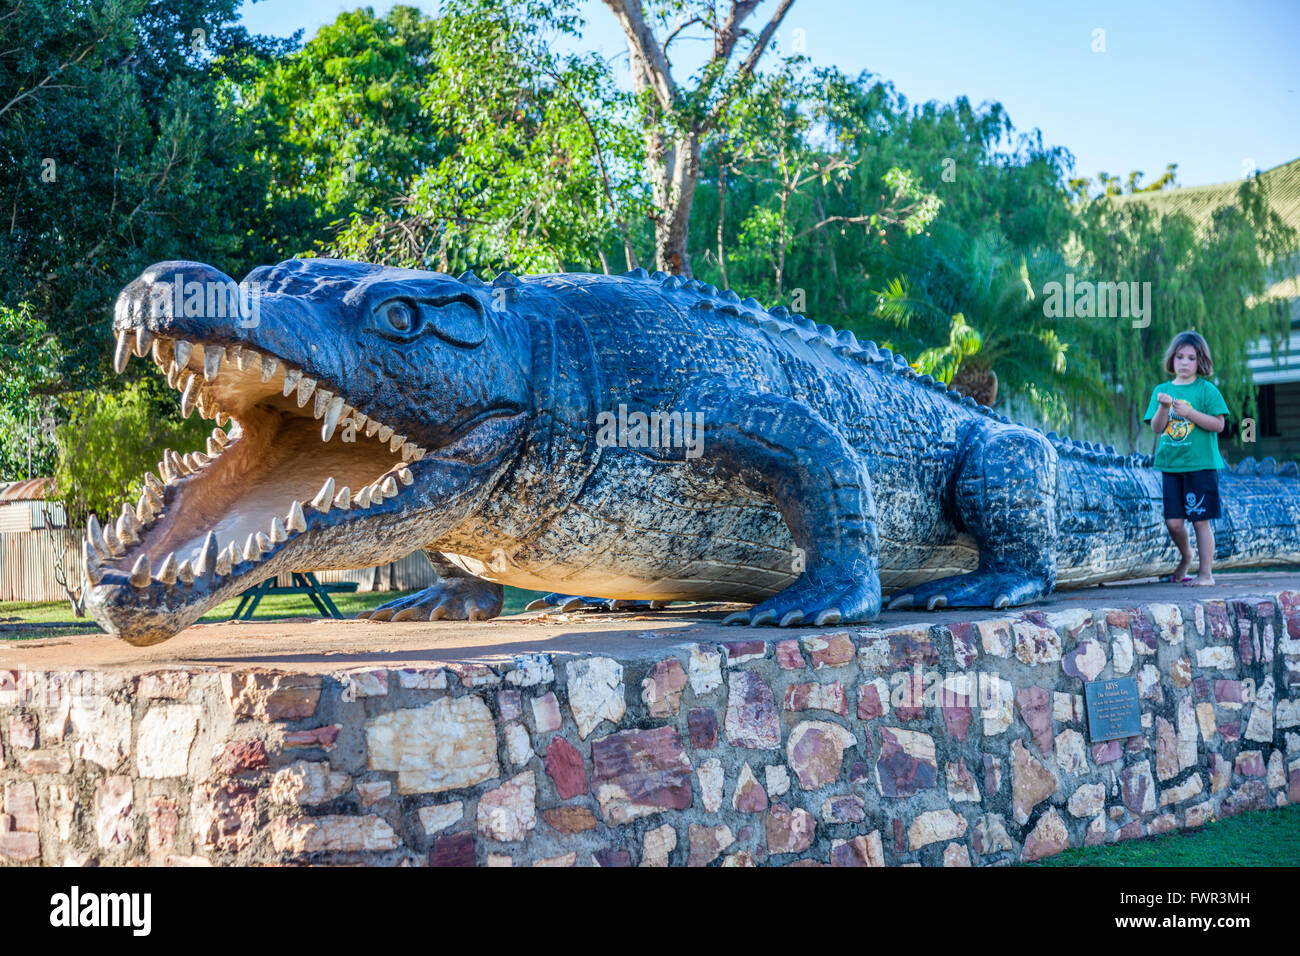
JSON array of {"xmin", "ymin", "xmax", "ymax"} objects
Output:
[
  {"xmin": 0, "ymin": 478, "xmax": 56, "ymax": 503},
  {"xmin": 1111, "ymin": 158, "xmax": 1300, "ymax": 235}
]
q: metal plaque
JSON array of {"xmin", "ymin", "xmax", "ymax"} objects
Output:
[{"xmin": 1083, "ymin": 677, "xmax": 1142, "ymax": 743}]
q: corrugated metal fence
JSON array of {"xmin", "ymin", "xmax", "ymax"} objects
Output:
[{"xmin": 0, "ymin": 527, "xmax": 437, "ymax": 604}]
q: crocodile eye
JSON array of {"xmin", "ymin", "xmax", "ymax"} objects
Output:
[{"xmin": 379, "ymin": 300, "xmax": 415, "ymax": 333}]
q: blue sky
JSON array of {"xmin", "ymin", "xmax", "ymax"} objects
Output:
[{"xmin": 237, "ymin": 0, "xmax": 1299, "ymax": 189}]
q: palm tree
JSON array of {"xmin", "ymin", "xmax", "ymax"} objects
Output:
[{"xmin": 873, "ymin": 226, "xmax": 1105, "ymax": 430}]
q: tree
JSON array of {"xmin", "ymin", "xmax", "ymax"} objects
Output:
[
  {"xmin": 0, "ymin": 304, "xmax": 62, "ymax": 480},
  {"xmin": 601, "ymin": 0, "xmax": 798, "ymax": 275},
  {"xmin": 0, "ymin": 0, "xmax": 293, "ymax": 396},
  {"xmin": 331, "ymin": 0, "xmax": 648, "ymax": 275},
  {"xmin": 53, "ymin": 378, "xmax": 209, "ymax": 531},
  {"xmin": 231, "ymin": 5, "xmax": 446, "ymax": 257}
]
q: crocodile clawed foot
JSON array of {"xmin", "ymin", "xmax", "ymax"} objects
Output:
[
  {"xmin": 886, "ymin": 569, "xmax": 1049, "ymax": 611},
  {"xmin": 738, "ymin": 571, "xmax": 880, "ymax": 627},
  {"xmin": 358, "ymin": 579, "xmax": 503, "ymax": 622},
  {"xmin": 526, "ymin": 593, "xmax": 666, "ymax": 614}
]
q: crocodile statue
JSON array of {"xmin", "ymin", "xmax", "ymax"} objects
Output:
[{"xmin": 86, "ymin": 257, "xmax": 1300, "ymax": 646}]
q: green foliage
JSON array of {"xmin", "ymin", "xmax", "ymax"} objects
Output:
[
  {"xmin": 0, "ymin": 0, "xmax": 293, "ymax": 393},
  {"xmin": 1068, "ymin": 175, "xmax": 1297, "ymax": 448},
  {"xmin": 229, "ymin": 5, "xmax": 446, "ymax": 256},
  {"xmin": 52, "ymin": 378, "xmax": 209, "ymax": 529},
  {"xmin": 330, "ymin": 0, "xmax": 647, "ymax": 275},
  {"xmin": 0, "ymin": 304, "xmax": 62, "ymax": 480}
]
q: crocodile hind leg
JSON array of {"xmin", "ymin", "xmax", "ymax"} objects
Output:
[
  {"xmin": 679, "ymin": 388, "xmax": 881, "ymax": 627},
  {"xmin": 887, "ymin": 424, "xmax": 1058, "ymax": 610},
  {"xmin": 358, "ymin": 551, "xmax": 504, "ymax": 621}
]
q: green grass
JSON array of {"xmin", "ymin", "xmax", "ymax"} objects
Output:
[
  {"xmin": 1029, "ymin": 803, "xmax": 1300, "ymax": 866},
  {"xmin": 0, "ymin": 585, "xmax": 546, "ymax": 640}
]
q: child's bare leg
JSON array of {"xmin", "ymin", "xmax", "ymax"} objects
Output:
[
  {"xmin": 1186, "ymin": 520, "xmax": 1215, "ymax": 586},
  {"xmin": 1166, "ymin": 518, "xmax": 1192, "ymax": 580}
]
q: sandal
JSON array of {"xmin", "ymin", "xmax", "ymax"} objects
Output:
[{"xmin": 1162, "ymin": 574, "xmax": 1192, "ymax": 583}]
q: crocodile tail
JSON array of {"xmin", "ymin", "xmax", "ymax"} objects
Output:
[{"xmin": 1054, "ymin": 454, "xmax": 1300, "ymax": 586}]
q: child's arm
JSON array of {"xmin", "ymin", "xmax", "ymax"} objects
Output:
[
  {"xmin": 1149, "ymin": 392, "xmax": 1173, "ymax": 432},
  {"xmin": 1171, "ymin": 400, "xmax": 1226, "ymax": 433}
]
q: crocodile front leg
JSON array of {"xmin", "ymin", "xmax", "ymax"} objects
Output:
[
  {"xmin": 358, "ymin": 551, "xmax": 504, "ymax": 621},
  {"xmin": 681, "ymin": 387, "xmax": 881, "ymax": 627},
  {"xmin": 887, "ymin": 422, "xmax": 1058, "ymax": 610}
]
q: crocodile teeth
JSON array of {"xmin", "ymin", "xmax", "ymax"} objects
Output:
[
  {"xmin": 376, "ymin": 425, "xmax": 393, "ymax": 443},
  {"xmin": 388, "ymin": 433, "xmax": 406, "ymax": 453},
  {"xmin": 180, "ymin": 373, "xmax": 200, "ymax": 418},
  {"xmin": 206, "ymin": 437, "xmax": 223, "ymax": 457},
  {"xmin": 156, "ymin": 552, "xmax": 178, "ymax": 586},
  {"xmin": 158, "ymin": 457, "xmax": 176, "ymax": 484},
  {"xmin": 410, "ymin": 448, "xmax": 426, "ymax": 462},
  {"xmin": 129, "ymin": 554, "xmax": 151, "ymax": 589},
  {"xmin": 196, "ymin": 531, "xmax": 219, "ymax": 579},
  {"xmin": 192, "ymin": 451, "xmax": 211, "ymax": 467},
  {"xmin": 321, "ymin": 395, "xmax": 344, "ymax": 441},
  {"xmin": 256, "ymin": 532, "xmax": 273, "ymax": 554},
  {"xmin": 401, "ymin": 442, "xmax": 417, "ymax": 461},
  {"xmin": 354, "ymin": 486, "xmax": 372, "ymax": 509},
  {"xmin": 135, "ymin": 494, "xmax": 154, "ymax": 526},
  {"xmin": 203, "ymin": 344, "xmax": 224, "ymax": 382},
  {"xmin": 144, "ymin": 472, "xmax": 164, "ymax": 495},
  {"xmin": 181, "ymin": 452, "xmax": 199, "ymax": 473},
  {"xmin": 215, "ymin": 410, "xmax": 229, "ymax": 427},
  {"xmin": 365, "ymin": 419, "xmax": 381, "ymax": 438},
  {"xmin": 173, "ymin": 339, "xmax": 193, "ymax": 369},
  {"xmin": 380, "ymin": 476, "xmax": 398, "ymax": 499},
  {"xmin": 282, "ymin": 367, "xmax": 302, "ymax": 397},
  {"xmin": 166, "ymin": 362, "xmax": 183, "ymax": 390},
  {"xmin": 152, "ymin": 337, "xmax": 172, "ymax": 367},
  {"xmin": 236, "ymin": 348, "xmax": 258, "ymax": 372},
  {"xmin": 114, "ymin": 329, "xmax": 133, "ymax": 373},
  {"xmin": 313, "ymin": 388, "xmax": 333, "ymax": 420},
  {"xmin": 333, "ymin": 486, "xmax": 351, "ymax": 510},
  {"xmin": 397, "ymin": 466, "xmax": 413, "ymax": 486},
  {"xmin": 83, "ymin": 541, "xmax": 104, "ymax": 585},
  {"xmin": 215, "ymin": 546, "xmax": 233, "ymax": 577},
  {"xmin": 177, "ymin": 559, "xmax": 195, "ymax": 585},
  {"xmin": 286, "ymin": 500, "xmax": 307, "ymax": 533},
  {"xmin": 211, "ymin": 427, "xmax": 229, "ymax": 448},
  {"xmin": 87, "ymin": 514, "xmax": 109, "ymax": 557},
  {"xmin": 296, "ymin": 376, "xmax": 316, "ymax": 408},
  {"xmin": 104, "ymin": 524, "xmax": 124, "ymax": 556},
  {"xmin": 310, "ymin": 477, "xmax": 335, "ymax": 513},
  {"xmin": 352, "ymin": 412, "xmax": 368, "ymax": 432},
  {"xmin": 243, "ymin": 535, "xmax": 260, "ymax": 563},
  {"xmin": 269, "ymin": 517, "xmax": 288, "ymax": 544},
  {"xmin": 196, "ymin": 388, "xmax": 216, "ymax": 420},
  {"xmin": 261, "ymin": 354, "xmax": 278, "ymax": 382},
  {"xmin": 134, "ymin": 326, "xmax": 153, "ymax": 357},
  {"xmin": 117, "ymin": 507, "xmax": 140, "ymax": 546}
]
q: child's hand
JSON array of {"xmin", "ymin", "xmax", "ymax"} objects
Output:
[
  {"xmin": 1171, "ymin": 399, "xmax": 1193, "ymax": 416},
  {"xmin": 1156, "ymin": 392, "xmax": 1173, "ymax": 407}
]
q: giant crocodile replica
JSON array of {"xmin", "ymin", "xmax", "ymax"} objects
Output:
[{"xmin": 86, "ymin": 258, "xmax": 1300, "ymax": 646}]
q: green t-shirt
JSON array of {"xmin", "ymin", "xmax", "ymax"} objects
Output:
[{"xmin": 1142, "ymin": 378, "xmax": 1230, "ymax": 472}]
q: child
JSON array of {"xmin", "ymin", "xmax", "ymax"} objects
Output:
[{"xmin": 1142, "ymin": 331, "xmax": 1230, "ymax": 586}]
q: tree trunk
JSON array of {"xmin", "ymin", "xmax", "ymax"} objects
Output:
[{"xmin": 950, "ymin": 365, "xmax": 999, "ymax": 407}]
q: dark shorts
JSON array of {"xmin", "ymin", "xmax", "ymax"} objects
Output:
[{"xmin": 1161, "ymin": 469, "xmax": 1221, "ymax": 521}]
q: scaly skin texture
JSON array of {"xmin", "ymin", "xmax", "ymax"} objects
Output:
[{"xmin": 89, "ymin": 258, "xmax": 1300, "ymax": 645}]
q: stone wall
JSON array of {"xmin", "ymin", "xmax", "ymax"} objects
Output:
[{"xmin": 1, "ymin": 592, "xmax": 1298, "ymax": 866}]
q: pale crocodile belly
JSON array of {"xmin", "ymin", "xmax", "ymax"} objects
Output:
[{"xmin": 437, "ymin": 449, "xmax": 977, "ymax": 599}]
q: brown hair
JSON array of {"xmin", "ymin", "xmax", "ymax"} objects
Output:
[{"xmin": 1163, "ymin": 330, "xmax": 1213, "ymax": 376}]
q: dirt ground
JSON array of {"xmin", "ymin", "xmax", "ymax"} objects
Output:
[{"xmin": 3, "ymin": 571, "xmax": 1296, "ymax": 674}]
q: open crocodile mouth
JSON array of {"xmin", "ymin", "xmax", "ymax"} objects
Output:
[{"xmin": 83, "ymin": 326, "xmax": 430, "ymax": 607}]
